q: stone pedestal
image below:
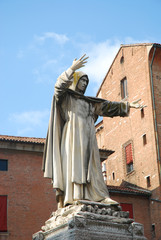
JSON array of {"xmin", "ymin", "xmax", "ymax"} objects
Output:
[{"xmin": 33, "ymin": 200, "xmax": 147, "ymax": 240}]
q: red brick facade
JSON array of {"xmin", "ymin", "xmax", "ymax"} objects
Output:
[
  {"xmin": 96, "ymin": 43, "xmax": 161, "ymax": 239},
  {"xmin": 109, "ymin": 190, "xmax": 152, "ymax": 240},
  {"xmin": 0, "ymin": 137, "xmax": 57, "ymax": 240}
]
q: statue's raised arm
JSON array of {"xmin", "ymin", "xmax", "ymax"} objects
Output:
[
  {"xmin": 54, "ymin": 54, "xmax": 89, "ymax": 101},
  {"xmin": 70, "ymin": 54, "xmax": 89, "ymax": 71}
]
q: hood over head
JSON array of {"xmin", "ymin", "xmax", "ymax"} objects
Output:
[{"xmin": 69, "ymin": 71, "xmax": 89, "ymax": 91}]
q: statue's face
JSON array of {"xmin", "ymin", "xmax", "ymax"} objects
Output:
[{"xmin": 76, "ymin": 76, "xmax": 88, "ymax": 93}]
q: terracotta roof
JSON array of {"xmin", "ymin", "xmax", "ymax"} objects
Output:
[
  {"xmin": 120, "ymin": 43, "xmax": 161, "ymax": 48},
  {"xmin": 120, "ymin": 43, "xmax": 153, "ymax": 48},
  {"xmin": 107, "ymin": 185, "xmax": 151, "ymax": 196},
  {"xmin": 0, "ymin": 135, "xmax": 45, "ymax": 144},
  {"xmin": 0, "ymin": 135, "xmax": 115, "ymax": 156}
]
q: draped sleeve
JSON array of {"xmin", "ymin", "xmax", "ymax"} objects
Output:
[
  {"xmin": 55, "ymin": 68, "xmax": 74, "ymax": 101},
  {"xmin": 94, "ymin": 100, "xmax": 130, "ymax": 117}
]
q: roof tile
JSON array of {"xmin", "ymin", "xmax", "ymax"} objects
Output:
[
  {"xmin": 107, "ymin": 185, "xmax": 151, "ymax": 196},
  {"xmin": 0, "ymin": 135, "xmax": 45, "ymax": 144}
]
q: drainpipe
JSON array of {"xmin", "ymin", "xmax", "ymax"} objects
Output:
[{"xmin": 149, "ymin": 45, "xmax": 161, "ymax": 183}]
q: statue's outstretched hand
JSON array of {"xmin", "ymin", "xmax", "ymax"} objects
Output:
[
  {"xmin": 130, "ymin": 99, "xmax": 147, "ymax": 109},
  {"xmin": 71, "ymin": 54, "xmax": 89, "ymax": 71}
]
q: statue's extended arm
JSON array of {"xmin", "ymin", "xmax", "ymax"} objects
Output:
[
  {"xmin": 54, "ymin": 54, "xmax": 88, "ymax": 100},
  {"xmin": 95, "ymin": 100, "xmax": 130, "ymax": 118},
  {"xmin": 95, "ymin": 99, "xmax": 146, "ymax": 118}
]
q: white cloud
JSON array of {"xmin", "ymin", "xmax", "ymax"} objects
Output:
[
  {"xmin": 29, "ymin": 33, "xmax": 151, "ymax": 91},
  {"xmin": 42, "ymin": 59, "xmax": 57, "ymax": 70},
  {"xmin": 77, "ymin": 37, "xmax": 151, "ymax": 91},
  {"xmin": 10, "ymin": 110, "xmax": 49, "ymax": 126},
  {"xmin": 34, "ymin": 32, "xmax": 69, "ymax": 45},
  {"xmin": 16, "ymin": 127, "xmax": 33, "ymax": 136},
  {"xmin": 33, "ymin": 59, "xmax": 58, "ymax": 83},
  {"xmin": 124, "ymin": 37, "xmax": 150, "ymax": 44},
  {"xmin": 81, "ymin": 40, "xmax": 121, "ymax": 85},
  {"xmin": 9, "ymin": 110, "xmax": 50, "ymax": 137}
]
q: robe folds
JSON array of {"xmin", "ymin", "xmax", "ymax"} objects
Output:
[{"xmin": 42, "ymin": 68, "xmax": 130, "ymax": 206}]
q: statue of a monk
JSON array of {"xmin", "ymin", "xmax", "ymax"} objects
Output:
[{"xmin": 42, "ymin": 55, "xmax": 144, "ymax": 208}]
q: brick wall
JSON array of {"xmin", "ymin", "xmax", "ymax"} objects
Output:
[
  {"xmin": 149, "ymin": 46, "xmax": 161, "ymax": 240},
  {"xmin": 96, "ymin": 44, "xmax": 159, "ymax": 190},
  {"xmin": 109, "ymin": 192, "xmax": 151, "ymax": 240},
  {"xmin": 96, "ymin": 44, "xmax": 161, "ymax": 240},
  {"xmin": 149, "ymin": 47, "xmax": 161, "ymax": 179},
  {"xmin": 0, "ymin": 145, "xmax": 57, "ymax": 240},
  {"xmin": 150, "ymin": 186, "xmax": 161, "ymax": 239}
]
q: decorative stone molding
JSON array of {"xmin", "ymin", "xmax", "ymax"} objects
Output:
[{"xmin": 33, "ymin": 200, "xmax": 147, "ymax": 240}]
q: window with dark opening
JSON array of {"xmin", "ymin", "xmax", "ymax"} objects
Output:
[
  {"xmin": 125, "ymin": 143, "xmax": 133, "ymax": 173},
  {"xmin": 0, "ymin": 159, "xmax": 8, "ymax": 171},
  {"xmin": 152, "ymin": 224, "xmax": 156, "ymax": 238},
  {"xmin": 120, "ymin": 56, "xmax": 124, "ymax": 64},
  {"xmin": 143, "ymin": 134, "xmax": 147, "ymax": 145},
  {"xmin": 141, "ymin": 108, "xmax": 144, "ymax": 118},
  {"xmin": 112, "ymin": 172, "xmax": 115, "ymax": 180},
  {"xmin": 102, "ymin": 162, "xmax": 107, "ymax": 183},
  {"xmin": 0, "ymin": 196, "xmax": 7, "ymax": 232},
  {"xmin": 146, "ymin": 176, "xmax": 151, "ymax": 188},
  {"xmin": 121, "ymin": 77, "xmax": 127, "ymax": 99}
]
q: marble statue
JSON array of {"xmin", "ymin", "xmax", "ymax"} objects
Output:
[{"xmin": 42, "ymin": 54, "xmax": 145, "ymax": 209}]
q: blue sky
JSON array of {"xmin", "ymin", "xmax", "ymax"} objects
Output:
[{"xmin": 1, "ymin": 0, "xmax": 161, "ymax": 138}]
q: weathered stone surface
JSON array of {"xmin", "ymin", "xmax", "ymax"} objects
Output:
[{"xmin": 33, "ymin": 201, "xmax": 147, "ymax": 240}]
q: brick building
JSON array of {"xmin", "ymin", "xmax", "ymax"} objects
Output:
[
  {"xmin": 108, "ymin": 183, "xmax": 152, "ymax": 239},
  {"xmin": 0, "ymin": 135, "xmax": 57, "ymax": 240},
  {"xmin": 96, "ymin": 43, "xmax": 161, "ymax": 239}
]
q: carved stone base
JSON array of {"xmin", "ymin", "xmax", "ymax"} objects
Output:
[{"xmin": 33, "ymin": 200, "xmax": 147, "ymax": 240}]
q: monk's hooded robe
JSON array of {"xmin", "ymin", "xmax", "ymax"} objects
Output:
[{"xmin": 43, "ymin": 68, "xmax": 130, "ymax": 206}]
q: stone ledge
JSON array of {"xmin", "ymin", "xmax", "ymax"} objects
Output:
[
  {"xmin": 0, "ymin": 232, "xmax": 9, "ymax": 236},
  {"xmin": 33, "ymin": 217, "xmax": 146, "ymax": 240}
]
